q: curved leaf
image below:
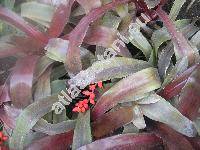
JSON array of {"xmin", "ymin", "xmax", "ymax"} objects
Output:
[
  {"xmin": 48, "ymin": 0, "xmax": 75, "ymax": 37},
  {"xmin": 140, "ymin": 94, "xmax": 197, "ymax": 137},
  {"xmin": 159, "ymin": 64, "xmax": 198, "ymax": 99},
  {"xmin": 77, "ymin": 0, "xmax": 102, "ymax": 14},
  {"xmin": 84, "ymin": 26, "xmax": 117, "ymax": 47},
  {"xmin": 9, "ymin": 95, "xmax": 58, "ymax": 149},
  {"xmin": 26, "ymin": 130, "xmax": 73, "ymax": 150},
  {"xmin": 65, "ymin": 0, "xmax": 131, "ymax": 75},
  {"xmin": 72, "ymin": 110, "xmax": 92, "ymax": 150},
  {"xmin": 144, "ymin": 0, "xmax": 161, "ymax": 9},
  {"xmin": 0, "ymin": 84, "xmax": 10, "ymax": 104},
  {"xmin": 21, "ymin": 1, "xmax": 54, "ymax": 27},
  {"xmin": 178, "ymin": 65, "xmax": 200, "ymax": 121},
  {"xmin": 92, "ymin": 67, "xmax": 161, "ymax": 119},
  {"xmin": 69, "ymin": 57, "xmax": 151, "ymax": 88},
  {"xmin": 0, "ymin": 105, "xmax": 21, "ymax": 129},
  {"xmin": 0, "ymin": 5, "xmax": 48, "ymax": 44},
  {"xmin": 129, "ymin": 23, "xmax": 152, "ymax": 59},
  {"xmin": 10, "ymin": 55, "xmax": 39, "ymax": 108},
  {"xmin": 169, "ymin": 0, "xmax": 186, "ymax": 21},
  {"xmin": 78, "ymin": 133, "xmax": 163, "ymax": 150},
  {"xmin": 33, "ymin": 119, "xmax": 76, "ymax": 135},
  {"xmin": 156, "ymin": 7, "xmax": 198, "ymax": 65},
  {"xmin": 92, "ymin": 106, "xmax": 133, "ymax": 138},
  {"xmin": 45, "ymin": 38, "xmax": 69, "ymax": 62},
  {"xmin": 153, "ymin": 123, "xmax": 194, "ymax": 150}
]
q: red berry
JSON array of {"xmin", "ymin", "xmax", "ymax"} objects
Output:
[
  {"xmin": 90, "ymin": 99, "xmax": 95, "ymax": 105},
  {"xmin": 83, "ymin": 103, "xmax": 89, "ymax": 109},
  {"xmin": 82, "ymin": 90, "xmax": 91, "ymax": 96},
  {"xmin": 89, "ymin": 85, "xmax": 96, "ymax": 91},
  {"xmin": 89, "ymin": 93, "xmax": 95, "ymax": 99},
  {"xmin": 77, "ymin": 107, "xmax": 81, "ymax": 112},
  {"xmin": 72, "ymin": 107, "xmax": 79, "ymax": 112},
  {"xmin": 2, "ymin": 136, "xmax": 8, "ymax": 141},
  {"xmin": 81, "ymin": 107, "xmax": 86, "ymax": 112},
  {"xmin": 83, "ymin": 99, "xmax": 88, "ymax": 104},
  {"xmin": 97, "ymin": 81, "xmax": 103, "ymax": 88}
]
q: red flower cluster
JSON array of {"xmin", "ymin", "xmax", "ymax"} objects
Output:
[
  {"xmin": 0, "ymin": 131, "xmax": 8, "ymax": 145},
  {"xmin": 72, "ymin": 81, "xmax": 103, "ymax": 113}
]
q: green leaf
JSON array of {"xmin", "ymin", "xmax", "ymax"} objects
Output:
[
  {"xmin": 137, "ymin": 93, "xmax": 160, "ymax": 105},
  {"xmin": 169, "ymin": 0, "xmax": 186, "ymax": 21},
  {"xmin": 4, "ymin": 0, "xmax": 15, "ymax": 9},
  {"xmin": 151, "ymin": 19, "xmax": 191, "ymax": 58},
  {"xmin": 21, "ymin": 1, "xmax": 54, "ymax": 27},
  {"xmin": 101, "ymin": 11, "xmax": 121, "ymax": 29},
  {"xmin": 162, "ymin": 56, "xmax": 188, "ymax": 87},
  {"xmin": 92, "ymin": 67, "xmax": 161, "ymax": 119},
  {"xmin": 129, "ymin": 23, "xmax": 152, "ymax": 59},
  {"xmin": 191, "ymin": 30, "xmax": 200, "ymax": 50},
  {"xmin": 72, "ymin": 110, "xmax": 92, "ymax": 150},
  {"xmin": 140, "ymin": 94, "xmax": 197, "ymax": 137},
  {"xmin": 51, "ymin": 80, "xmax": 67, "ymax": 123},
  {"xmin": 33, "ymin": 119, "xmax": 76, "ymax": 135},
  {"xmin": 34, "ymin": 66, "xmax": 52, "ymax": 100},
  {"xmin": 132, "ymin": 105, "xmax": 146, "ymax": 129},
  {"xmin": 45, "ymin": 38, "xmax": 69, "ymax": 63},
  {"xmin": 9, "ymin": 95, "xmax": 58, "ymax": 149},
  {"xmin": 144, "ymin": 0, "xmax": 161, "ymax": 9},
  {"xmin": 51, "ymin": 80, "xmax": 66, "ymax": 94},
  {"xmin": 34, "ymin": 56, "xmax": 55, "ymax": 82},
  {"xmin": 69, "ymin": 57, "xmax": 151, "ymax": 88}
]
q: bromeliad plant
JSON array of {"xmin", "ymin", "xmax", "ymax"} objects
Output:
[{"xmin": 0, "ymin": 0, "xmax": 200, "ymax": 149}]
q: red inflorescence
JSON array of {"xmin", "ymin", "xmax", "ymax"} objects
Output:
[
  {"xmin": 72, "ymin": 81, "xmax": 103, "ymax": 113},
  {"xmin": 0, "ymin": 131, "xmax": 8, "ymax": 145}
]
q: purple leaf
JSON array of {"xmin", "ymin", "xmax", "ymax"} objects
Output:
[
  {"xmin": 78, "ymin": 133, "xmax": 163, "ymax": 150},
  {"xmin": 9, "ymin": 55, "xmax": 39, "ymax": 108},
  {"xmin": 48, "ymin": 0, "xmax": 75, "ymax": 37},
  {"xmin": 156, "ymin": 7, "xmax": 198, "ymax": 65},
  {"xmin": 92, "ymin": 68, "xmax": 161, "ymax": 119},
  {"xmin": 84, "ymin": 26, "xmax": 117, "ymax": 47},
  {"xmin": 0, "ymin": 5, "xmax": 49, "ymax": 44},
  {"xmin": 0, "ymin": 84, "xmax": 10, "ymax": 105},
  {"xmin": 77, "ymin": 0, "xmax": 102, "ymax": 13},
  {"xmin": 92, "ymin": 107, "xmax": 133, "ymax": 138},
  {"xmin": 159, "ymin": 64, "xmax": 198, "ymax": 99},
  {"xmin": 26, "ymin": 131, "xmax": 73, "ymax": 150},
  {"xmin": 178, "ymin": 65, "xmax": 200, "ymax": 121},
  {"xmin": 65, "ymin": 0, "xmax": 132, "ymax": 75},
  {"xmin": 153, "ymin": 123, "xmax": 194, "ymax": 150}
]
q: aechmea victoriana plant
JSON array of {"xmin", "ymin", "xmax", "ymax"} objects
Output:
[{"xmin": 0, "ymin": 0, "xmax": 200, "ymax": 149}]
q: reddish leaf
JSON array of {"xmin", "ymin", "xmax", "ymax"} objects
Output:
[
  {"xmin": 92, "ymin": 68, "xmax": 161, "ymax": 119},
  {"xmin": 0, "ymin": 6, "xmax": 48, "ymax": 44},
  {"xmin": 10, "ymin": 55, "xmax": 39, "ymax": 108},
  {"xmin": 153, "ymin": 123, "xmax": 194, "ymax": 150},
  {"xmin": 0, "ymin": 46, "xmax": 24, "ymax": 58},
  {"xmin": 77, "ymin": 0, "xmax": 101, "ymax": 13},
  {"xmin": 178, "ymin": 65, "xmax": 200, "ymax": 120},
  {"xmin": 12, "ymin": 36, "xmax": 45, "ymax": 55},
  {"xmin": 26, "ymin": 130, "xmax": 73, "ymax": 150},
  {"xmin": 0, "ymin": 84, "xmax": 10, "ymax": 105},
  {"xmin": 84, "ymin": 26, "xmax": 117, "ymax": 47},
  {"xmin": 0, "ymin": 105, "xmax": 21, "ymax": 129},
  {"xmin": 78, "ymin": 133, "xmax": 163, "ymax": 150},
  {"xmin": 92, "ymin": 107, "xmax": 133, "ymax": 138},
  {"xmin": 48, "ymin": 0, "xmax": 75, "ymax": 37},
  {"xmin": 187, "ymin": 137, "xmax": 200, "ymax": 150},
  {"xmin": 65, "ymin": 0, "xmax": 131, "ymax": 75},
  {"xmin": 159, "ymin": 64, "xmax": 198, "ymax": 99},
  {"xmin": 156, "ymin": 7, "xmax": 198, "ymax": 65}
]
